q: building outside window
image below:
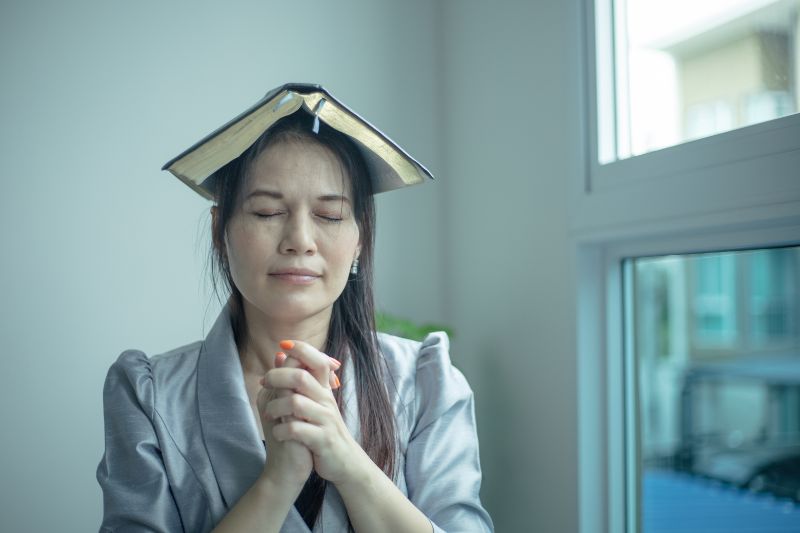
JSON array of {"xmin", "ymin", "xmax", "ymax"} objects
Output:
[{"xmin": 611, "ymin": 0, "xmax": 800, "ymax": 161}]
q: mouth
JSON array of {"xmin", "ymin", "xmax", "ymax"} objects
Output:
[{"xmin": 269, "ymin": 268, "xmax": 321, "ymax": 284}]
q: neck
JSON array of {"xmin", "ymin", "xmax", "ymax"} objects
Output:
[{"xmin": 237, "ymin": 297, "xmax": 332, "ymax": 376}]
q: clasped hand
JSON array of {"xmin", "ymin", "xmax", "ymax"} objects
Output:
[{"xmin": 256, "ymin": 340, "xmax": 362, "ymax": 491}]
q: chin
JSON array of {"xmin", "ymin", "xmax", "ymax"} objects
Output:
[{"xmin": 256, "ymin": 298, "xmax": 333, "ymax": 324}]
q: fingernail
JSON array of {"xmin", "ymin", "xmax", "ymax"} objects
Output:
[
  {"xmin": 328, "ymin": 356, "xmax": 342, "ymax": 369},
  {"xmin": 279, "ymin": 340, "xmax": 295, "ymax": 350},
  {"xmin": 259, "ymin": 376, "xmax": 266, "ymax": 386},
  {"xmin": 275, "ymin": 351, "xmax": 287, "ymax": 366},
  {"xmin": 333, "ymin": 374, "xmax": 341, "ymax": 389}
]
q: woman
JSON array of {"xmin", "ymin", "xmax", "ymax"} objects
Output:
[{"xmin": 97, "ymin": 84, "xmax": 493, "ymax": 532}]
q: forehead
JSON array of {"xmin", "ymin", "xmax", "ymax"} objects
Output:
[{"xmin": 242, "ymin": 140, "xmax": 352, "ymax": 199}]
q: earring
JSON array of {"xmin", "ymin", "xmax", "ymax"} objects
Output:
[{"xmin": 350, "ymin": 258, "xmax": 359, "ymax": 275}]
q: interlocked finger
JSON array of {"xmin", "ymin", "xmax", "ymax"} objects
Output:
[
  {"xmin": 264, "ymin": 367, "xmax": 330, "ymax": 402},
  {"xmin": 265, "ymin": 392, "xmax": 329, "ymax": 424}
]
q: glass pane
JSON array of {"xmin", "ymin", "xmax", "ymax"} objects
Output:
[
  {"xmin": 629, "ymin": 246, "xmax": 800, "ymax": 533},
  {"xmin": 612, "ymin": 0, "xmax": 800, "ymax": 160},
  {"xmin": 692, "ymin": 253, "xmax": 738, "ymax": 347}
]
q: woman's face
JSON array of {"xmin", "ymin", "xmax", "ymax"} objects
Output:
[{"xmin": 224, "ymin": 140, "xmax": 361, "ymax": 325}]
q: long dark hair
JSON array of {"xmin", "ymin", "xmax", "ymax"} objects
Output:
[{"xmin": 207, "ymin": 111, "xmax": 396, "ymax": 525}]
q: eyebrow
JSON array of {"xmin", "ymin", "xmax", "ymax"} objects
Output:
[
  {"xmin": 318, "ymin": 194, "xmax": 352, "ymax": 205},
  {"xmin": 246, "ymin": 189, "xmax": 283, "ymax": 200},
  {"xmin": 246, "ymin": 189, "xmax": 351, "ymax": 204}
]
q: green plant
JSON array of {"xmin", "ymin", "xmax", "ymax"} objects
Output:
[{"xmin": 375, "ymin": 311, "xmax": 454, "ymax": 341}]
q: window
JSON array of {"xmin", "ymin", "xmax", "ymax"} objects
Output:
[
  {"xmin": 584, "ymin": 0, "xmax": 800, "ymax": 199},
  {"xmin": 602, "ymin": 0, "xmax": 800, "ymax": 162},
  {"xmin": 578, "ymin": 2, "xmax": 800, "ymax": 533},
  {"xmin": 629, "ymin": 247, "xmax": 800, "ymax": 533}
]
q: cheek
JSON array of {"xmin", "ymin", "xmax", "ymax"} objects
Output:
[
  {"xmin": 338, "ymin": 225, "xmax": 360, "ymax": 258},
  {"xmin": 324, "ymin": 226, "xmax": 360, "ymax": 272},
  {"xmin": 226, "ymin": 221, "xmax": 271, "ymax": 274}
]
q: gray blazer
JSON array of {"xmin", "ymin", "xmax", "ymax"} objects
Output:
[{"xmin": 97, "ymin": 301, "xmax": 494, "ymax": 532}]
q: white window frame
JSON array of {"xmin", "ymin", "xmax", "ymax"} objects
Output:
[{"xmin": 577, "ymin": 1, "xmax": 800, "ymax": 533}]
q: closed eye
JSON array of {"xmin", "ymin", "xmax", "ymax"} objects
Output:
[
  {"xmin": 253, "ymin": 211, "xmax": 342, "ymax": 222},
  {"xmin": 254, "ymin": 211, "xmax": 284, "ymax": 219}
]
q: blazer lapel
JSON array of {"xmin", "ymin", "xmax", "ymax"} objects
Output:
[{"xmin": 197, "ymin": 301, "xmax": 265, "ymax": 509}]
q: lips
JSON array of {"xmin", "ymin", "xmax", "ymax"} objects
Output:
[
  {"xmin": 270, "ymin": 268, "xmax": 321, "ymax": 277},
  {"xmin": 269, "ymin": 268, "xmax": 321, "ymax": 284}
]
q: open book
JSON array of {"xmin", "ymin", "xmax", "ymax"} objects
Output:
[{"xmin": 163, "ymin": 83, "xmax": 434, "ymax": 199}]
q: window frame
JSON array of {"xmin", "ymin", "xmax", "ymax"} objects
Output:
[
  {"xmin": 578, "ymin": 224, "xmax": 800, "ymax": 533},
  {"xmin": 577, "ymin": 1, "xmax": 800, "ymax": 532}
]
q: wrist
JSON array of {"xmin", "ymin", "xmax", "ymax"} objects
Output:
[
  {"xmin": 260, "ymin": 438, "xmax": 313, "ymax": 491},
  {"xmin": 333, "ymin": 445, "xmax": 380, "ymax": 496},
  {"xmin": 257, "ymin": 466, "xmax": 305, "ymax": 503},
  {"xmin": 249, "ymin": 473, "xmax": 299, "ymax": 512}
]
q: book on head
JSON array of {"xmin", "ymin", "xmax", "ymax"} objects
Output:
[{"xmin": 162, "ymin": 83, "xmax": 434, "ymax": 200}]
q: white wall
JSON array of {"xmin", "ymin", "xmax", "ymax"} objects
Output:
[
  {"xmin": 437, "ymin": 1, "xmax": 580, "ymax": 531},
  {"xmin": 0, "ymin": 1, "xmax": 444, "ymax": 531}
]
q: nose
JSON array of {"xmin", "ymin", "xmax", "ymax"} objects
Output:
[{"xmin": 279, "ymin": 213, "xmax": 317, "ymax": 256}]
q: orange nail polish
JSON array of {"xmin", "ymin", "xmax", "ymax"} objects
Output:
[
  {"xmin": 279, "ymin": 340, "xmax": 295, "ymax": 350},
  {"xmin": 333, "ymin": 374, "xmax": 341, "ymax": 389},
  {"xmin": 275, "ymin": 351, "xmax": 287, "ymax": 366},
  {"xmin": 328, "ymin": 356, "xmax": 342, "ymax": 369}
]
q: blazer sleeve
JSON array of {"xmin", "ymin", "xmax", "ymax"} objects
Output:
[
  {"xmin": 404, "ymin": 333, "xmax": 494, "ymax": 533},
  {"xmin": 96, "ymin": 351, "xmax": 184, "ymax": 532}
]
